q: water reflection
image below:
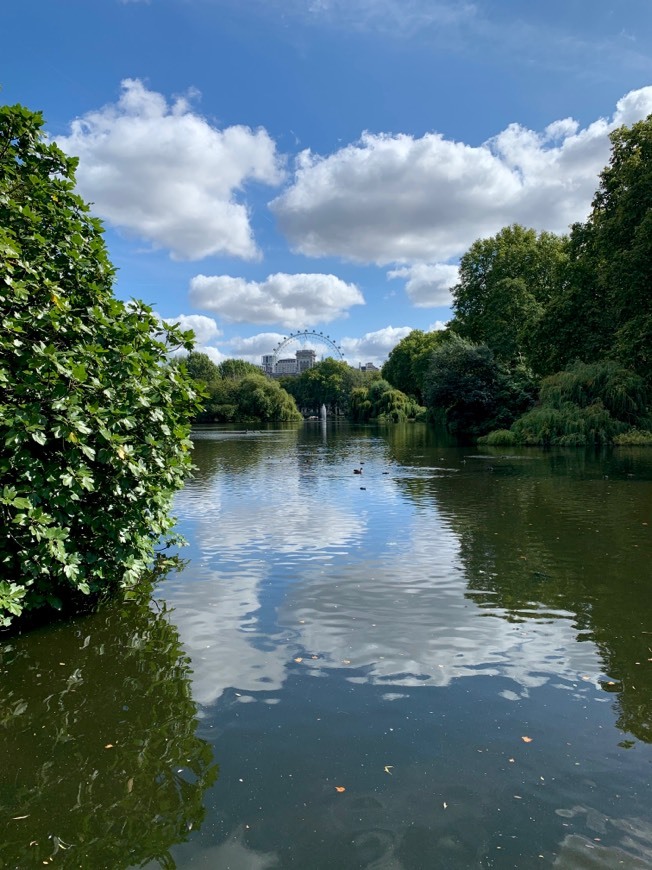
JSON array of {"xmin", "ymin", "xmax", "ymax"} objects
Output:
[
  {"xmin": 172, "ymin": 429, "xmax": 368, "ymax": 706},
  {"xmin": 401, "ymin": 447, "xmax": 652, "ymax": 744},
  {"xmin": 0, "ymin": 589, "xmax": 217, "ymax": 868},
  {"xmin": 161, "ymin": 425, "xmax": 652, "ymax": 867}
]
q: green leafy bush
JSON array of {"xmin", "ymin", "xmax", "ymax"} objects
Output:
[
  {"xmin": 511, "ymin": 402, "xmax": 627, "ymax": 446},
  {"xmin": 478, "ymin": 429, "xmax": 516, "ymax": 446},
  {"xmin": 612, "ymin": 429, "xmax": 652, "ymax": 446},
  {"xmin": 0, "ymin": 104, "xmax": 201, "ymax": 626},
  {"xmin": 491, "ymin": 360, "xmax": 651, "ymax": 446}
]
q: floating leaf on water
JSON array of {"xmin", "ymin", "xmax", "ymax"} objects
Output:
[
  {"xmin": 335, "ymin": 786, "xmax": 346, "ymax": 793},
  {"xmin": 104, "ymin": 743, "xmax": 114, "ymax": 749},
  {"xmin": 12, "ymin": 815, "xmax": 29, "ymax": 820},
  {"xmin": 384, "ymin": 765, "xmax": 393, "ymax": 775},
  {"xmin": 294, "ymin": 657, "xmax": 303, "ymax": 663},
  {"xmin": 521, "ymin": 736, "xmax": 533, "ymax": 743}
]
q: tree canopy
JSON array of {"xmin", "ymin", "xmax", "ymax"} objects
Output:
[
  {"xmin": 283, "ymin": 359, "xmax": 362, "ymax": 416},
  {"xmin": 450, "ymin": 224, "xmax": 569, "ymax": 370},
  {"xmin": 381, "ymin": 329, "xmax": 444, "ymax": 403},
  {"xmin": 0, "ymin": 104, "xmax": 201, "ymax": 627},
  {"xmin": 186, "ymin": 356, "xmax": 302, "ymax": 423},
  {"xmin": 424, "ymin": 336, "xmax": 536, "ymax": 437}
]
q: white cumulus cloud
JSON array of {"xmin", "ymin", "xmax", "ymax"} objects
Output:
[
  {"xmin": 271, "ymin": 86, "xmax": 652, "ymax": 266},
  {"xmin": 189, "ymin": 272, "xmax": 365, "ymax": 328},
  {"xmin": 340, "ymin": 325, "xmax": 413, "ymax": 367},
  {"xmin": 57, "ymin": 79, "xmax": 284, "ymax": 260},
  {"xmin": 388, "ymin": 263, "xmax": 459, "ymax": 307},
  {"xmin": 227, "ymin": 332, "xmax": 286, "ymax": 357},
  {"xmin": 163, "ymin": 314, "xmax": 222, "ymax": 345}
]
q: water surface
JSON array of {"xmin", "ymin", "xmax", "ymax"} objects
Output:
[{"xmin": 2, "ymin": 423, "xmax": 652, "ymax": 868}]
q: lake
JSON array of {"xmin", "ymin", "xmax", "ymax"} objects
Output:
[{"xmin": 2, "ymin": 422, "xmax": 652, "ymax": 868}]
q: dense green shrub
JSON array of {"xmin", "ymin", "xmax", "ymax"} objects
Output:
[
  {"xmin": 478, "ymin": 429, "xmax": 517, "ymax": 446},
  {"xmin": 488, "ymin": 360, "xmax": 652, "ymax": 447},
  {"xmin": 511, "ymin": 401, "xmax": 627, "ymax": 446},
  {"xmin": 0, "ymin": 105, "xmax": 201, "ymax": 626},
  {"xmin": 612, "ymin": 429, "xmax": 652, "ymax": 446}
]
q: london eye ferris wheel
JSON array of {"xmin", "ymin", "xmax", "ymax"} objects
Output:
[{"xmin": 272, "ymin": 330, "xmax": 345, "ymax": 364}]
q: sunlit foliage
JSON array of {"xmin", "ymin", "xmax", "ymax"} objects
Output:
[{"xmin": 0, "ymin": 105, "xmax": 201, "ymax": 627}]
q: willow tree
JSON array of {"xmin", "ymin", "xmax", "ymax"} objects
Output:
[{"xmin": 0, "ymin": 104, "xmax": 201, "ymax": 626}]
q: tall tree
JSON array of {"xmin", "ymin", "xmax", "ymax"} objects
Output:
[
  {"xmin": 424, "ymin": 336, "xmax": 535, "ymax": 436},
  {"xmin": 185, "ymin": 351, "xmax": 221, "ymax": 386},
  {"xmin": 218, "ymin": 358, "xmax": 262, "ymax": 380},
  {"xmin": 287, "ymin": 359, "xmax": 358, "ymax": 415},
  {"xmin": 450, "ymin": 225, "xmax": 568, "ymax": 370},
  {"xmin": 381, "ymin": 329, "xmax": 444, "ymax": 403},
  {"xmin": 532, "ymin": 114, "xmax": 652, "ymax": 381},
  {"xmin": 585, "ymin": 115, "xmax": 652, "ymax": 381}
]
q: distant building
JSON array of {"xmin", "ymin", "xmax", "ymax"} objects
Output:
[
  {"xmin": 296, "ymin": 349, "xmax": 317, "ymax": 372},
  {"xmin": 275, "ymin": 357, "xmax": 298, "ymax": 374},
  {"xmin": 261, "ymin": 348, "xmax": 318, "ymax": 376},
  {"xmin": 359, "ymin": 362, "xmax": 380, "ymax": 372},
  {"xmin": 261, "ymin": 354, "xmax": 275, "ymax": 374}
]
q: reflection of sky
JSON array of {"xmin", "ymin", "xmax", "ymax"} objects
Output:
[
  {"xmin": 277, "ymin": 519, "xmax": 599, "ymax": 694},
  {"xmin": 170, "ymin": 439, "xmax": 368, "ymax": 705},
  {"xmin": 169, "ymin": 436, "xmax": 601, "ymax": 709}
]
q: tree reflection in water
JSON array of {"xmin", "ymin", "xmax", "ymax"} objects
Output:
[
  {"xmin": 0, "ymin": 584, "xmax": 217, "ymax": 868},
  {"xmin": 389, "ymin": 438, "xmax": 652, "ymax": 745}
]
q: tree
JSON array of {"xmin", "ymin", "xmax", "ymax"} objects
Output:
[
  {"xmin": 349, "ymin": 379, "xmax": 422, "ymax": 422},
  {"xmin": 450, "ymin": 225, "xmax": 569, "ymax": 369},
  {"xmin": 581, "ymin": 115, "xmax": 652, "ymax": 382},
  {"xmin": 508, "ymin": 360, "xmax": 650, "ymax": 446},
  {"xmin": 185, "ymin": 351, "xmax": 221, "ymax": 386},
  {"xmin": 288, "ymin": 359, "xmax": 358, "ymax": 415},
  {"xmin": 530, "ymin": 115, "xmax": 652, "ymax": 381},
  {"xmin": 235, "ymin": 374, "xmax": 302, "ymax": 422},
  {"xmin": 0, "ymin": 104, "xmax": 201, "ymax": 626},
  {"xmin": 424, "ymin": 336, "xmax": 536, "ymax": 437},
  {"xmin": 218, "ymin": 358, "xmax": 262, "ymax": 380},
  {"xmin": 382, "ymin": 329, "xmax": 444, "ymax": 403}
]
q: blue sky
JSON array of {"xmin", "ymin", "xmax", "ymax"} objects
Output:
[{"xmin": 3, "ymin": 0, "xmax": 652, "ymax": 366}]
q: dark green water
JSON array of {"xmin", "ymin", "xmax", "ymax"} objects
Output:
[{"xmin": 2, "ymin": 423, "xmax": 652, "ymax": 868}]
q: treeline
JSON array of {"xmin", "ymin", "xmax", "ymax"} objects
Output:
[
  {"xmin": 186, "ymin": 114, "xmax": 652, "ymax": 442},
  {"xmin": 183, "ymin": 355, "xmax": 302, "ymax": 423},
  {"xmin": 184, "ymin": 354, "xmax": 424, "ymax": 424},
  {"xmin": 380, "ymin": 113, "xmax": 652, "ymax": 446}
]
